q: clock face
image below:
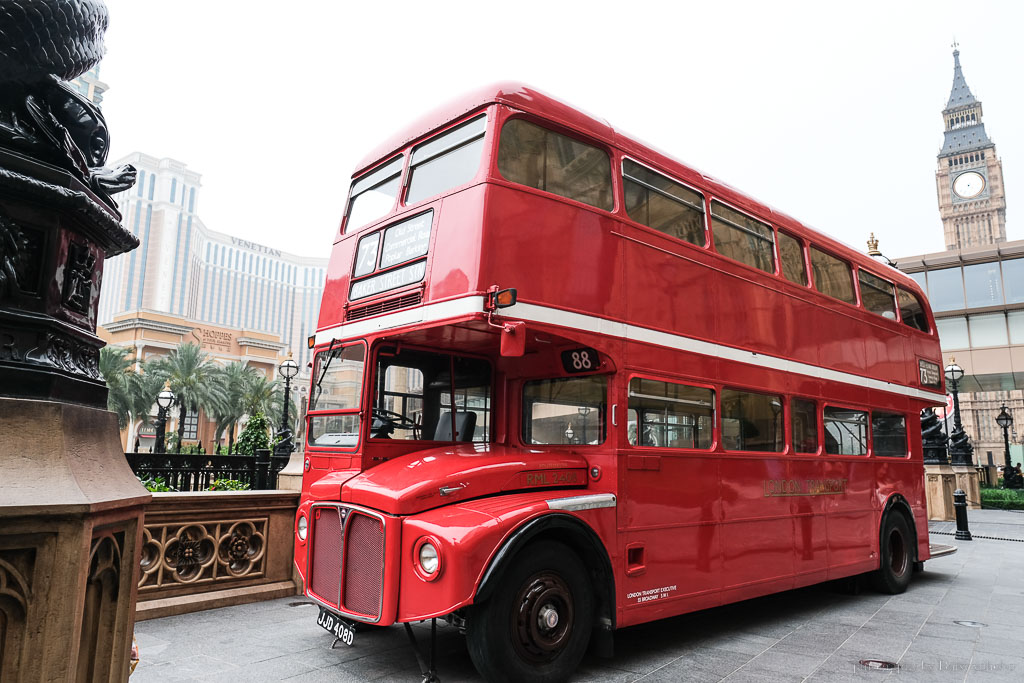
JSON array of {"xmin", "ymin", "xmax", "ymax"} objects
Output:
[{"xmin": 953, "ymin": 171, "xmax": 986, "ymax": 199}]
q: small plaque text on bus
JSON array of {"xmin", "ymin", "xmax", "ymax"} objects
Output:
[
  {"xmin": 560, "ymin": 347, "xmax": 600, "ymax": 374},
  {"xmin": 918, "ymin": 360, "xmax": 941, "ymax": 389},
  {"xmin": 763, "ymin": 478, "xmax": 848, "ymax": 497},
  {"xmin": 519, "ymin": 469, "xmax": 583, "ymax": 488}
]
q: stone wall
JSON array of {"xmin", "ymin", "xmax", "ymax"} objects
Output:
[{"xmin": 135, "ymin": 491, "xmax": 300, "ymax": 621}]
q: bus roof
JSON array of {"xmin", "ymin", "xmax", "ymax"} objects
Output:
[{"xmin": 353, "ymin": 82, "xmax": 923, "ymax": 297}]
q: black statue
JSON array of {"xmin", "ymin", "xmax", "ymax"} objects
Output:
[
  {"xmin": 920, "ymin": 407, "xmax": 949, "ymax": 465},
  {"xmin": 1, "ymin": 0, "xmax": 138, "ymax": 406},
  {"xmin": 0, "ymin": 0, "xmax": 135, "ymax": 208}
]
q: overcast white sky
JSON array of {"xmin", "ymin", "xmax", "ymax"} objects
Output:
[{"xmin": 99, "ymin": 0, "xmax": 1024, "ymax": 260}]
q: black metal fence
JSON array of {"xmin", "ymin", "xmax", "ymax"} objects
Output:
[{"xmin": 125, "ymin": 449, "xmax": 287, "ymax": 491}]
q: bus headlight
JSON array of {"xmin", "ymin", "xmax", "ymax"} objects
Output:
[
  {"xmin": 415, "ymin": 537, "xmax": 441, "ymax": 580},
  {"xmin": 297, "ymin": 514, "xmax": 307, "ymax": 541}
]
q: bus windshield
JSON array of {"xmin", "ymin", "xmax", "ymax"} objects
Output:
[
  {"xmin": 308, "ymin": 344, "xmax": 365, "ymax": 448},
  {"xmin": 372, "ymin": 346, "xmax": 491, "ymax": 443}
]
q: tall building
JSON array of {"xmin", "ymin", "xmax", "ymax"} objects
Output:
[
  {"xmin": 894, "ymin": 47, "xmax": 1020, "ymax": 466},
  {"xmin": 936, "ymin": 47, "xmax": 1007, "ymax": 250},
  {"xmin": 68, "ymin": 64, "xmax": 108, "ymax": 105},
  {"xmin": 98, "ymin": 153, "xmax": 329, "ymax": 373}
]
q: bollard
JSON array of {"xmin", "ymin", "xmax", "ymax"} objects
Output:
[{"xmin": 954, "ymin": 488, "xmax": 972, "ymax": 541}]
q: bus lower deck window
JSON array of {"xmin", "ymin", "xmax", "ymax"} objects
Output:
[
  {"xmin": 721, "ymin": 389, "xmax": 783, "ymax": 452},
  {"xmin": 523, "ymin": 375, "xmax": 607, "ymax": 445},
  {"xmin": 872, "ymin": 413, "xmax": 908, "ymax": 457},
  {"xmin": 627, "ymin": 377, "xmax": 713, "ymax": 448},
  {"xmin": 824, "ymin": 407, "xmax": 868, "ymax": 455}
]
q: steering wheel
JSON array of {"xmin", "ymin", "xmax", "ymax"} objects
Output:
[{"xmin": 371, "ymin": 408, "xmax": 419, "ymax": 437}]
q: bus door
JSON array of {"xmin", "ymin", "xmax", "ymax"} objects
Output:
[{"xmin": 617, "ymin": 375, "xmax": 722, "ymax": 623}]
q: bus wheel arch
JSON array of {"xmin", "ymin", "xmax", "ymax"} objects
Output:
[
  {"xmin": 475, "ymin": 513, "xmax": 615, "ymax": 633},
  {"xmin": 872, "ymin": 496, "xmax": 916, "ymax": 594}
]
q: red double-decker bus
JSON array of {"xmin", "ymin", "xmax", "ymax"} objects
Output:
[{"xmin": 295, "ymin": 84, "xmax": 946, "ymax": 682}]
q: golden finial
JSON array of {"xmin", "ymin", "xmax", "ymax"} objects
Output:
[{"xmin": 867, "ymin": 233, "xmax": 881, "ymax": 256}]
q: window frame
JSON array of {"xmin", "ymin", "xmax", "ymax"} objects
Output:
[
  {"xmin": 620, "ymin": 157, "xmax": 708, "ymax": 248},
  {"xmin": 342, "ymin": 155, "xmax": 406, "ymax": 234},
  {"xmin": 624, "ymin": 373, "xmax": 717, "ymax": 451},
  {"xmin": 789, "ymin": 396, "xmax": 821, "ymax": 455},
  {"xmin": 366, "ymin": 343, "xmax": 494, "ymax": 445},
  {"xmin": 719, "ymin": 386, "xmax": 786, "ymax": 454},
  {"xmin": 822, "ymin": 404, "xmax": 870, "ymax": 456},
  {"xmin": 520, "ymin": 373, "xmax": 609, "ymax": 447},
  {"xmin": 857, "ymin": 268, "xmax": 898, "ymax": 321},
  {"xmin": 871, "ymin": 411, "xmax": 909, "ymax": 458},
  {"xmin": 897, "ymin": 286, "xmax": 932, "ymax": 333},
  {"xmin": 306, "ymin": 341, "xmax": 369, "ymax": 452},
  {"xmin": 777, "ymin": 230, "xmax": 809, "ymax": 287},
  {"xmin": 708, "ymin": 199, "xmax": 777, "ymax": 276},
  {"xmin": 402, "ymin": 113, "xmax": 489, "ymax": 208},
  {"xmin": 809, "ymin": 245, "xmax": 857, "ymax": 306},
  {"xmin": 495, "ymin": 114, "xmax": 616, "ymax": 213}
]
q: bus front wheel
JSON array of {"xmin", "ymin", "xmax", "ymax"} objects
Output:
[
  {"xmin": 870, "ymin": 513, "xmax": 913, "ymax": 594},
  {"xmin": 466, "ymin": 540, "xmax": 594, "ymax": 683}
]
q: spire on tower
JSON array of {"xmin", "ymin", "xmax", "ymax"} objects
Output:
[{"xmin": 946, "ymin": 47, "xmax": 977, "ymax": 109}]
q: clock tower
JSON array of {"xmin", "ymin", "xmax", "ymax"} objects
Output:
[{"xmin": 936, "ymin": 47, "xmax": 1007, "ymax": 250}]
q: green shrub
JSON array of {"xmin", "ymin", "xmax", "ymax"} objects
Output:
[
  {"xmin": 235, "ymin": 412, "xmax": 271, "ymax": 455},
  {"xmin": 209, "ymin": 478, "xmax": 251, "ymax": 491},
  {"xmin": 139, "ymin": 476, "xmax": 174, "ymax": 492},
  {"xmin": 981, "ymin": 487, "xmax": 1024, "ymax": 510}
]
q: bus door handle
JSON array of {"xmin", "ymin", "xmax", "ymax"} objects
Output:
[{"xmin": 611, "ymin": 404, "xmax": 617, "ymax": 426}]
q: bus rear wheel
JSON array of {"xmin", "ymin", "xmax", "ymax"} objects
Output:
[
  {"xmin": 466, "ymin": 540, "xmax": 593, "ymax": 683},
  {"xmin": 870, "ymin": 513, "xmax": 913, "ymax": 594}
]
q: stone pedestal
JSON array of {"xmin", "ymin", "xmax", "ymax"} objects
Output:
[
  {"xmin": 276, "ymin": 449, "xmax": 305, "ymax": 491},
  {"xmin": 952, "ymin": 465, "xmax": 982, "ymax": 510},
  {"xmin": 924, "ymin": 463, "xmax": 957, "ymax": 521},
  {"xmin": 0, "ymin": 398, "xmax": 150, "ymax": 682}
]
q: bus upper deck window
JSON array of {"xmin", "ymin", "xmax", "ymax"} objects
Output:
[
  {"xmin": 810, "ymin": 246, "xmax": 856, "ymax": 305},
  {"xmin": 497, "ymin": 119, "xmax": 613, "ymax": 211},
  {"xmin": 777, "ymin": 231, "xmax": 808, "ymax": 286},
  {"xmin": 406, "ymin": 115, "xmax": 487, "ymax": 206},
  {"xmin": 710, "ymin": 201, "xmax": 775, "ymax": 275},
  {"xmin": 859, "ymin": 270, "xmax": 897, "ymax": 319},
  {"xmin": 622, "ymin": 159, "xmax": 706, "ymax": 247},
  {"xmin": 345, "ymin": 156, "xmax": 404, "ymax": 233},
  {"xmin": 897, "ymin": 287, "xmax": 930, "ymax": 332}
]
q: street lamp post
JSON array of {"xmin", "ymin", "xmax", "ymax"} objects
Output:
[
  {"xmin": 155, "ymin": 385, "xmax": 175, "ymax": 454},
  {"xmin": 944, "ymin": 358, "xmax": 974, "ymax": 467},
  {"xmin": 996, "ymin": 406, "xmax": 1022, "ymax": 489},
  {"xmin": 577, "ymin": 406, "xmax": 591, "ymax": 445},
  {"xmin": 273, "ymin": 356, "xmax": 300, "ymax": 484}
]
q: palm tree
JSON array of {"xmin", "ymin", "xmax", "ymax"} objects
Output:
[
  {"xmin": 148, "ymin": 343, "xmax": 227, "ymax": 451},
  {"xmin": 243, "ymin": 373, "xmax": 284, "ymax": 425},
  {"xmin": 128, "ymin": 363, "xmax": 167, "ymax": 448},
  {"xmin": 211, "ymin": 362, "xmax": 258, "ymax": 453},
  {"xmin": 99, "ymin": 346, "xmax": 134, "ymax": 429}
]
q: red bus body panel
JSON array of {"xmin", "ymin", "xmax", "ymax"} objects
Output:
[{"xmin": 297, "ymin": 83, "xmax": 943, "ymax": 631}]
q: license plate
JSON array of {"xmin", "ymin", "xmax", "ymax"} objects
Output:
[{"xmin": 316, "ymin": 606, "xmax": 355, "ymax": 646}]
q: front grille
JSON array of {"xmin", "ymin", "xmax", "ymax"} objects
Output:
[
  {"xmin": 342, "ymin": 513, "xmax": 385, "ymax": 618},
  {"xmin": 309, "ymin": 507, "xmax": 343, "ymax": 607},
  {"xmin": 346, "ymin": 292, "xmax": 422, "ymax": 321}
]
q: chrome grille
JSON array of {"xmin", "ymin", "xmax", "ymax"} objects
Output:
[
  {"xmin": 309, "ymin": 507, "xmax": 343, "ymax": 607},
  {"xmin": 342, "ymin": 513, "xmax": 385, "ymax": 618}
]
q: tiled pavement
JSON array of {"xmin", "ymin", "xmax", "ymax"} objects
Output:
[{"xmin": 133, "ymin": 510, "xmax": 1024, "ymax": 682}]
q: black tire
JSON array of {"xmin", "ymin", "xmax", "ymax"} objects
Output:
[
  {"xmin": 466, "ymin": 540, "xmax": 594, "ymax": 683},
  {"xmin": 870, "ymin": 512, "xmax": 914, "ymax": 594}
]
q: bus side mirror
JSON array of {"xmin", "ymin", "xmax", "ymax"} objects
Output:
[{"xmin": 500, "ymin": 321, "xmax": 526, "ymax": 357}]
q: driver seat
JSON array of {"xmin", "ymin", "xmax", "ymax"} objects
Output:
[{"xmin": 434, "ymin": 411, "xmax": 477, "ymax": 442}]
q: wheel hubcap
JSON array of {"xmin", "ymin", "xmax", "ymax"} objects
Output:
[{"xmin": 511, "ymin": 571, "xmax": 574, "ymax": 664}]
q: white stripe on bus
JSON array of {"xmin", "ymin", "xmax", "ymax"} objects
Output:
[{"xmin": 314, "ymin": 295, "xmax": 943, "ymax": 403}]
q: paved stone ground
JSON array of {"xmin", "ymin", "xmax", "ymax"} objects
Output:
[{"xmin": 133, "ymin": 510, "xmax": 1024, "ymax": 682}]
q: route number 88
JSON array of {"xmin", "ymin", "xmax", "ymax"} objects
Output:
[{"xmin": 560, "ymin": 347, "xmax": 600, "ymax": 374}]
